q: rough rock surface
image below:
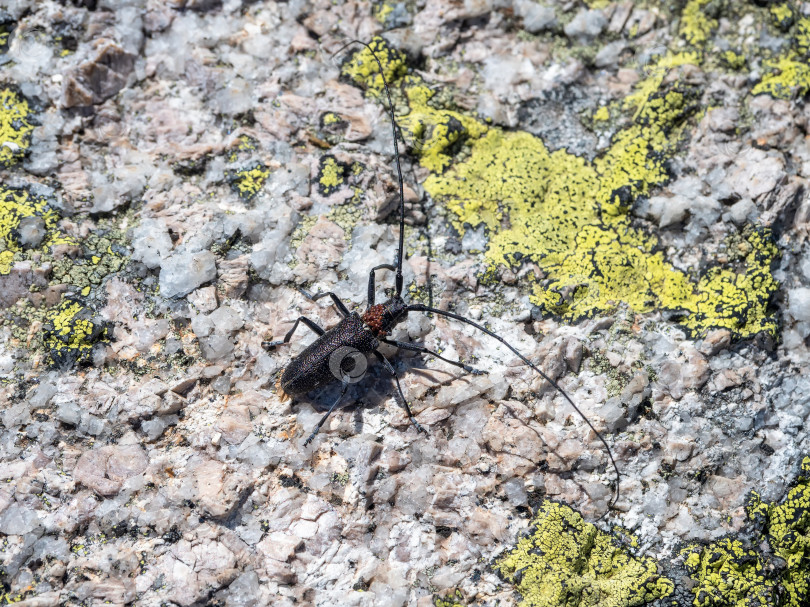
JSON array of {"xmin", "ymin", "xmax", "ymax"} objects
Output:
[{"xmin": 1, "ymin": 0, "xmax": 810, "ymax": 605}]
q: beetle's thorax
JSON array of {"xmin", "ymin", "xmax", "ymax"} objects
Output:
[{"xmin": 361, "ymin": 296, "xmax": 408, "ymax": 337}]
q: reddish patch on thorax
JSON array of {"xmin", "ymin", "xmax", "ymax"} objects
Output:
[{"xmin": 362, "ymin": 304, "xmax": 387, "ymax": 336}]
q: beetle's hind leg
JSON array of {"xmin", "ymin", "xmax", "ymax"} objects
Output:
[
  {"xmin": 304, "ymin": 382, "xmax": 350, "ymax": 446},
  {"xmin": 381, "ymin": 338, "xmax": 487, "ymax": 376},
  {"xmin": 373, "ymin": 350, "xmax": 426, "ymax": 435},
  {"xmin": 262, "ymin": 316, "xmax": 325, "ymax": 349}
]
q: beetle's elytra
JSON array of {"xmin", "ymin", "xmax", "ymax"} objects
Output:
[{"xmin": 277, "ymin": 313, "xmax": 378, "ymax": 398}]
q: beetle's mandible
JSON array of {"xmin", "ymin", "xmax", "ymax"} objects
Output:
[{"xmin": 264, "ymin": 39, "xmax": 621, "ymax": 510}]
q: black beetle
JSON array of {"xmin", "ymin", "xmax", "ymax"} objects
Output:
[{"xmin": 265, "ymin": 40, "xmax": 620, "ymax": 508}]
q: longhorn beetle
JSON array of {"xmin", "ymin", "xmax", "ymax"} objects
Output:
[{"xmin": 264, "ymin": 39, "xmax": 621, "ymax": 509}]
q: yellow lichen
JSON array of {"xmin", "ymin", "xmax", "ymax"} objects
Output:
[
  {"xmin": 343, "ymin": 41, "xmax": 487, "ymax": 172},
  {"xmin": 341, "ymin": 36, "xmax": 779, "ymax": 340},
  {"xmin": 624, "ymin": 51, "xmax": 701, "ymax": 119},
  {"xmin": 0, "ymin": 18, "xmax": 13, "ymax": 53},
  {"xmin": 0, "ymin": 250, "xmax": 14, "ymax": 275},
  {"xmin": 746, "ymin": 456, "xmax": 810, "ymax": 607},
  {"xmin": 0, "ymin": 88, "xmax": 35, "ymax": 167},
  {"xmin": 433, "ymin": 589, "xmax": 465, "ymax": 607},
  {"xmin": 424, "ymin": 89, "xmax": 775, "ymax": 338},
  {"xmin": 679, "ymin": 0, "xmax": 718, "ymax": 48},
  {"xmin": 398, "ymin": 83, "xmax": 487, "ymax": 172},
  {"xmin": 317, "ymin": 155, "xmax": 347, "ymax": 196},
  {"xmin": 237, "ymin": 134, "xmax": 256, "ymax": 151},
  {"xmin": 721, "ymin": 50, "xmax": 746, "ymax": 70},
  {"xmin": 340, "ymin": 37, "xmax": 408, "ymax": 100},
  {"xmin": 373, "ymin": 2, "xmax": 395, "ymax": 24},
  {"xmin": 685, "ymin": 457, "xmax": 810, "ymax": 607},
  {"xmin": 753, "ymin": 17, "xmax": 810, "ymax": 99},
  {"xmin": 796, "ymin": 16, "xmax": 810, "ymax": 55},
  {"xmin": 597, "ymin": 88, "xmax": 699, "ymax": 216},
  {"xmin": 496, "ymin": 501, "xmax": 673, "ymax": 607},
  {"xmin": 0, "ymin": 187, "xmax": 125, "ymax": 366},
  {"xmin": 228, "ymin": 162, "xmax": 271, "ymax": 199},
  {"xmin": 769, "ymin": 3, "xmax": 795, "ymax": 30},
  {"xmin": 753, "ymin": 53, "xmax": 810, "ymax": 99},
  {"xmin": 0, "ymin": 186, "xmax": 78, "ymax": 276},
  {"xmin": 681, "ymin": 538, "xmax": 774, "ymax": 607},
  {"xmin": 321, "ymin": 111, "xmax": 343, "ymax": 126},
  {"xmin": 43, "ymin": 299, "xmax": 105, "ymax": 365}
]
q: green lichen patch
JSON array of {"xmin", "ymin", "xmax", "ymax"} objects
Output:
[
  {"xmin": 328, "ymin": 185, "xmax": 365, "ymax": 240},
  {"xmin": 0, "ymin": 184, "xmax": 126, "ymax": 290},
  {"xmin": 227, "ymin": 161, "xmax": 271, "ymax": 200},
  {"xmin": 496, "ymin": 501, "xmax": 673, "ymax": 607},
  {"xmin": 43, "ymin": 298, "xmax": 108, "ymax": 366},
  {"xmin": 681, "ymin": 538, "xmax": 774, "ymax": 607},
  {"xmin": 746, "ymin": 456, "xmax": 810, "ymax": 607},
  {"xmin": 290, "ymin": 213, "xmax": 319, "ymax": 253},
  {"xmin": 0, "ymin": 186, "xmax": 128, "ymax": 366},
  {"xmin": 0, "ymin": 87, "xmax": 35, "ymax": 167},
  {"xmin": 49, "ymin": 230, "xmax": 127, "ymax": 295},
  {"xmin": 589, "ymin": 351, "xmax": 632, "ymax": 398}
]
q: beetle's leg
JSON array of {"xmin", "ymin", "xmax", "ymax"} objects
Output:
[
  {"xmin": 367, "ymin": 264, "xmax": 397, "ymax": 306},
  {"xmin": 373, "ymin": 350, "xmax": 426, "ymax": 435},
  {"xmin": 299, "ymin": 289, "xmax": 351, "ymax": 318},
  {"xmin": 381, "ymin": 338, "xmax": 487, "ymax": 376},
  {"xmin": 262, "ymin": 316, "xmax": 325, "ymax": 349},
  {"xmin": 304, "ymin": 382, "xmax": 349, "ymax": 446}
]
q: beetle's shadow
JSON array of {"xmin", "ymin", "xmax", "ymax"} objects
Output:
[
  {"xmin": 291, "ymin": 359, "xmax": 399, "ymax": 435},
  {"xmin": 291, "ymin": 350, "xmax": 452, "ymax": 437}
]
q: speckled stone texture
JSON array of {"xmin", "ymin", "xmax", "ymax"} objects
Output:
[{"xmin": 1, "ymin": 0, "xmax": 809, "ymax": 605}]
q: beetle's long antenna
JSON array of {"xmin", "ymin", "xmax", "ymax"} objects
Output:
[
  {"xmin": 408, "ymin": 303, "xmax": 620, "ymax": 510},
  {"xmin": 333, "ymin": 39, "xmax": 406, "ymax": 297}
]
